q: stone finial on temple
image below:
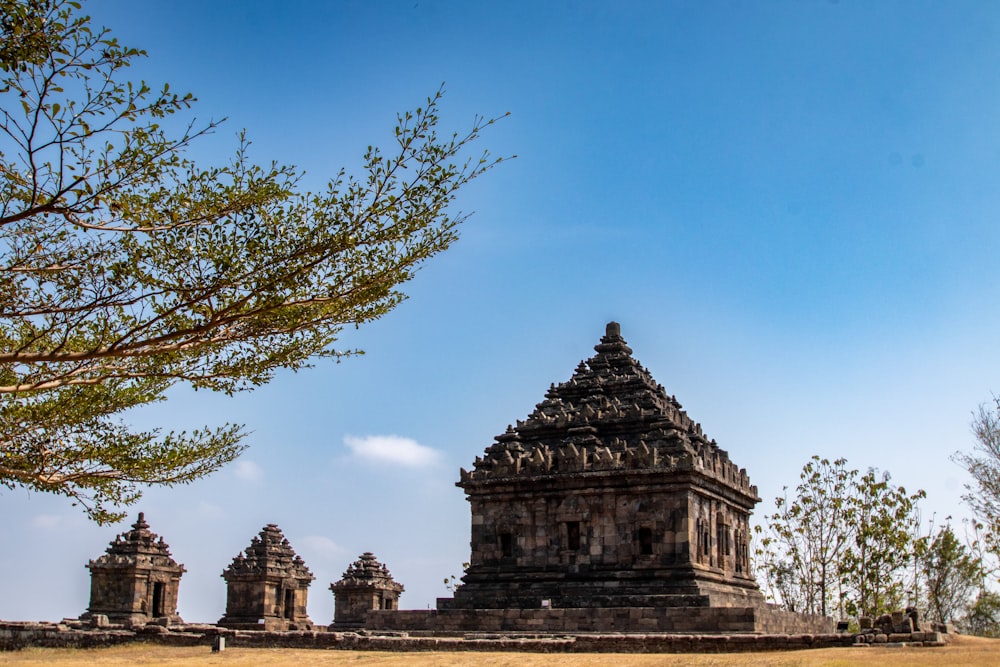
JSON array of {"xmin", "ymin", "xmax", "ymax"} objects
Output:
[
  {"xmin": 329, "ymin": 552, "xmax": 405, "ymax": 629},
  {"xmin": 218, "ymin": 524, "xmax": 314, "ymax": 631},
  {"xmin": 80, "ymin": 512, "xmax": 185, "ymax": 626}
]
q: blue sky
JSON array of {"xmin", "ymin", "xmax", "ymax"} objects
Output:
[{"xmin": 3, "ymin": 0, "xmax": 1000, "ymax": 623}]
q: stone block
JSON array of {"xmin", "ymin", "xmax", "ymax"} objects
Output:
[{"xmin": 893, "ymin": 617, "xmax": 913, "ymax": 633}]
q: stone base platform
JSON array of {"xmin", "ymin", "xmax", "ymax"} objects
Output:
[
  {"xmin": 2, "ymin": 618, "xmax": 955, "ymax": 654},
  {"xmin": 364, "ymin": 605, "xmax": 834, "ymax": 635}
]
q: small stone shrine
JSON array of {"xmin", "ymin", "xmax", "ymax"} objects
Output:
[
  {"xmin": 80, "ymin": 512, "xmax": 184, "ymax": 626},
  {"xmin": 329, "ymin": 552, "xmax": 404, "ymax": 628},
  {"xmin": 218, "ymin": 524, "xmax": 314, "ymax": 631}
]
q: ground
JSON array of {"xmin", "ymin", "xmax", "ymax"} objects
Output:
[{"xmin": 3, "ymin": 635, "xmax": 998, "ymax": 666}]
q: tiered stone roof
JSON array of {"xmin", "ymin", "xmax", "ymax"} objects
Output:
[
  {"xmin": 460, "ymin": 322, "xmax": 756, "ymax": 499},
  {"xmin": 87, "ymin": 512, "xmax": 184, "ymax": 573},
  {"xmin": 222, "ymin": 524, "xmax": 313, "ymax": 583},
  {"xmin": 331, "ymin": 552, "xmax": 404, "ymax": 594}
]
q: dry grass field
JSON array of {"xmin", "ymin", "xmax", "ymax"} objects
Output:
[{"xmin": 3, "ymin": 636, "xmax": 999, "ymax": 667}]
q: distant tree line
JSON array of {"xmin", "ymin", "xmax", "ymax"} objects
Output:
[{"xmin": 755, "ymin": 395, "xmax": 1000, "ymax": 638}]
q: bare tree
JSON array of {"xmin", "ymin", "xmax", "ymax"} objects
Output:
[{"xmin": 954, "ymin": 396, "xmax": 1000, "ymax": 559}]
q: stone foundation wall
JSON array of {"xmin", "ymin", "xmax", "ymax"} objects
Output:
[
  {"xmin": 0, "ymin": 622, "xmax": 144, "ymax": 651},
  {"xmin": 364, "ymin": 605, "xmax": 834, "ymax": 635},
  {"xmin": 0, "ymin": 621, "xmax": 861, "ymax": 653}
]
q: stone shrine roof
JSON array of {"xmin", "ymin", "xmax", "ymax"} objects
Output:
[
  {"xmin": 330, "ymin": 552, "xmax": 404, "ymax": 593},
  {"xmin": 459, "ymin": 322, "xmax": 756, "ymax": 498},
  {"xmin": 222, "ymin": 524, "xmax": 313, "ymax": 583},
  {"xmin": 87, "ymin": 512, "xmax": 185, "ymax": 572}
]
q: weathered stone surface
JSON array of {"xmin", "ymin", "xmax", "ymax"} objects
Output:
[
  {"xmin": 449, "ymin": 323, "xmax": 763, "ymax": 613},
  {"xmin": 330, "ymin": 553, "xmax": 404, "ymax": 628},
  {"xmin": 80, "ymin": 513, "xmax": 185, "ymax": 626},
  {"xmin": 218, "ymin": 524, "xmax": 314, "ymax": 631},
  {"xmin": 365, "ymin": 605, "xmax": 834, "ymax": 635},
  {"xmin": 0, "ymin": 621, "xmax": 863, "ymax": 652}
]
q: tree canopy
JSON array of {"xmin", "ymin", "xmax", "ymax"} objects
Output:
[
  {"xmin": 754, "ymin": 456, "xmax": 924, "ymax": 620},
  {"xmin": 755, "ymin": 456, "xmax": 857, "ymax": 617},
  {"xmin": 919, "ymin": 523, "xmax": 982, "ymax": 624},
  {"xmin": 0, "ymin": 0, "xmax": 507, "ymax": 522}
]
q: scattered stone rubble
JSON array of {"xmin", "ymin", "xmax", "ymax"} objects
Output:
[{"xmin": 851, "ymin": 608, "xmax": 950, "ymax": 648}]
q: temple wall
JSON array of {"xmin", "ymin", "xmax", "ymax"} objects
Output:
[
  {"xmin": 364, "ymin": 606, "xmax": 836, "ymax": 635},
  {"xmin": 455, "ymin": 474, "xmax": 758, "ymax": 610},
  {"xmin": 221, "ymin": 580, "xmax": 267, "ymax": 621},
  {"xmin": 4, "ymin": 620, "xmax": 898, "ymax": 652},
  {"xmin": 87, "ymin": 572, "xmax": 136, "ymax": 615},
  {"xmin": 333, "ymin": 591, "xmax": 382, "ymax": 626}
]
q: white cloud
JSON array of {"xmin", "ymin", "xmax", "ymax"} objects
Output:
[
  {"xmin": 299, "ymin": 535, "xmax": 346, "ymax": 559},
  {"xmin": 31, "ymin": 514, "xmax": 61, "ymax": 530},
  {"xmin": 197, "ymin": 501, "xmax": 226, "ymax": 520},
  {"xmin": 343, "ymin": 434, "xmax": 442, "ymax": 467},
  {"xmin": 234, "ymin": 460, "xmax": 264, "ymax": 482}
]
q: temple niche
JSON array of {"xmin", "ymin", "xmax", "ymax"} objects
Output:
[
  {"xmin": 450, "ymin": 322, "xmax": 761, "ymax": 611},
  {"xmin": 80, "ymin": 512, "xmax": 184, "ymax": 626},
  {"xmin": 218, "ymin": 524, "xmax": 314, "ymax": 631},
  {"xmin": 329, "ymin": 552, "xmax": 404, "ymax": 629}
]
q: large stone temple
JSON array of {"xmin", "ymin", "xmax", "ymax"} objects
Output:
[
  {"xmin": 368, "ymin": 322, "xmax": 831, "ymax": 634},
  {"xmin": 451, "ymin": 321, "xmax": 759, "ymax": 609}
]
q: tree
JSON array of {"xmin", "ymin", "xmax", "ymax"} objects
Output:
[
  {"xmin": 963, "ymin": 590, "xmax": 1000, "ymax": 637},
  {"xmin": 756, "ymin": 456, "xmax": 857, "ymax": 616},
  {"xmin": 954, "ymin": 395, "xmax": 1000, "ymax": 559},
  {"xmin": 1, "ymin": 0, "xmax": 58, "ymax": 69},
  {"xmin": 919, "ymin": 523, "xmax": 982, "ymax": 625},
  {"xmin": 840, "ymin": 469, "xmax": 924, "ymax": 619},
  {"xmin": 0, "ymin": 0, "xmax": 507, "ymax": 522},
  {"xmin": 755, "ymin": 457, "xmax": 925, "ymax": 621}
]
